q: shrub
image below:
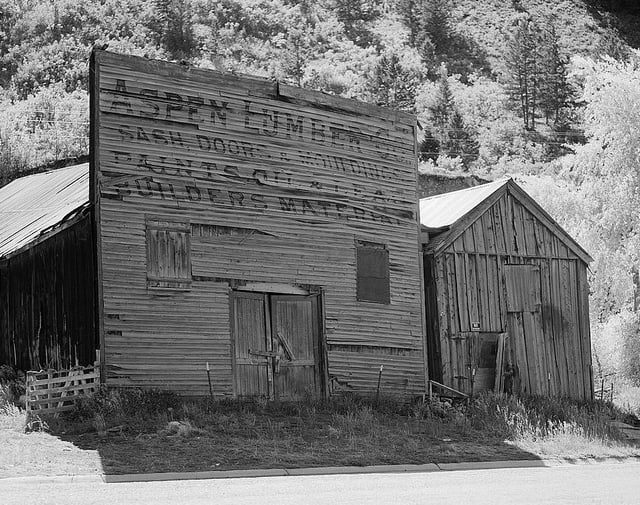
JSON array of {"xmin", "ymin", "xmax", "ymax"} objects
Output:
[{"xmin": 0, "ymin": 365, "xmax": 25, "ymax": 406}]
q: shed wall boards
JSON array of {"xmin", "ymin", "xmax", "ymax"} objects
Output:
[{"xmin": 90, "ymin": 50, "xmax": 426, "ymax": 398}]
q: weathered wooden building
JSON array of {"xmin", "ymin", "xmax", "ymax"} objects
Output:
[
  {"xmin": 421, "ymin": 179, "xmax": 593, "ymax": 400},
  {"xmin": 89, "ymin": 50, "xmax": 426, "ymax": 399},
  {"xmin": 0, "ymin": 164, "xmax": 97, "ymax": 371}
]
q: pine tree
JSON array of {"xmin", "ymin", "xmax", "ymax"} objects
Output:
[
  {"xmin": 446, "ymin": 109, "xmax": 478, "ymax": 167},
  {"xmin": 155, "ymin": 0, "xmax": 196, "ymax": 60},
  {"xmin": 504, "ymin": 16, "xmax": 543, "ymax": 130},
  {"xmin": 428, "ymin": 64, "xmax": 456, "ymax": 145},
  {"xmin": 427, "ymin": 65, "xmax": 478, "ymax": 168},
  {"xmin": 417, "ymin": 0, "xmax": 451, "ymax": 54},
  {"xmin": 333, "ymin": 0, "xmax": 380, "ymax": 47},
  {"xmin": 538, "ymin": 23, "xmax": 572, "ymax": 128},
  {"xmin": 368, "ymin": 52, "xmax": 419, "ymax": 112}
]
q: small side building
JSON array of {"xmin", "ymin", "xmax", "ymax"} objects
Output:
[
  {"xmin": 0, "ymin": 164, "xmax": 96, "ymax": 371},
  {"xmin": 421, "ymin": 178, "xmax": 593, "ymax": 400}
]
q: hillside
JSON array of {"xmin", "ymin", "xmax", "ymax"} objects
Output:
[{"xmin": 1, "ymin": 0, "xmax": 640, "ymax": 186}]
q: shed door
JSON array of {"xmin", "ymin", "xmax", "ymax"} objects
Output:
[
  {"xmin": 504, "ymin": 264, "xmax": 547, "ymax": 396},
  {"xmin": 470, "ymin": 333, "xmax": 507, "ymax": 394},
  {"xmin": 271, "ymin": 295, "xmax": 321, "ymax": 401},
  {"xmin": 232, "ymin": 292, "xmax": 271, "ymax": 398},
  {"xmin": 232, "ymin": 291, "xmax": 322, "ymax": 400}
]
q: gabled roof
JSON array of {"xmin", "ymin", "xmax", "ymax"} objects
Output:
[
  {"xmin": 419, "ymin": 178, "xmax": 509, "ymax": 231},
  {"xmin": 420, "ymin": 178, "xmax": 592, "ymax": 264},
  {"xmin": 0, "ymin": 163, "xmax": 90, "ymax": 259}
]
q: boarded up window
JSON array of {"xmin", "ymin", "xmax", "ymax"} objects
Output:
[
  {"xmin": 356, "ymin": 241, "xmax": 390, "ymax": 304},
  {"xmin": 504, "ymin": 264, "xmax": 541, "ymax": 312},
  {"xmin": 146, "ymin": 219, "xmax": 191, "ymax": 290}
]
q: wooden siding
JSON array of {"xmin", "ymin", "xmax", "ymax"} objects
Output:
[
  {"xmin": 91, "ymin": 50, "xmax": 425, "ymax": 397},
  {"xmin": 0, "ymin": 214, "xmax": 97, "ymax": 370},
  {"xmin": 425, "ymin": 190, "xmax": 592, "ymax": 399}
]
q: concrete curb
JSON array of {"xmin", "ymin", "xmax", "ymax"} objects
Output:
[
  {"xmin": 436, "ymin": 460, "xmax": 549, "ymax": 471},
  {"xmin": 99, "ymin": 457, "xmax": 640, "ymax": 483},
  {"xmin": 102, "ymin": 464, "xmax": 442, "ymax": 483}
]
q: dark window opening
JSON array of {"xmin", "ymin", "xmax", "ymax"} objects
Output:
[{"xmin": 356, "ymin": 241, "xmax": 390, "ymax": 304}]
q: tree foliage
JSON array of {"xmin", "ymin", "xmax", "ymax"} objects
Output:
[{"xmin": 503, "ymin": 15, "xmax": 574, "ymax": 131}]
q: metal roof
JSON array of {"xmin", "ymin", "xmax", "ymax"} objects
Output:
[
  {"xmin": 419, "ymin": 178, "xmax": 509, "ymax": 230},
  {"xmin": 0, "ymin": 163, "xmax": 90, "ymax": 259}
]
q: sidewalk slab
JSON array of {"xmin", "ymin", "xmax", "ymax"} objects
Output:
[{"xmin": 0, "ymin": 474, "xmax": 103, "ymax": 485}]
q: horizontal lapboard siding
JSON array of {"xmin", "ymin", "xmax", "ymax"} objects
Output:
[{"xmin": 94, "ymin": 51, "xmax": 424, "ymax": 396}]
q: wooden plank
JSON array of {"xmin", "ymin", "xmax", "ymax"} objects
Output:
[
  {"xmin": 550, "ymin": 260, "xmax": 569, "ymax": 397},
  {"xmin": 467, "ymin": 254, "xmax": 481, "ymax": 331},
  {"xmin": 454, "ymin": 253, "xmax": 470, "ymax": 332},
  {"xmin": 511, "ymin": 195, "xmax": 527, "ymax": 256},
  {"xmin": 502, "ymin": 196, "xmax": 516, "ymax": 256},
  {"xmin": 484, "ymin": 255, "xmax": 497, "ymax": 332},
  {"xmin": 512, "ymin": 312, "xmax": 530, "ymax": 394},
  {"xmin": 538, "ymin": 259, "xmax": 557, "ymax": 397},
  {"xmin": 566, "ymin": 260, "xmax": 583, "ymax": 398},
  {"xmin": 577, "ymin": 265, "xmax": 593, "ymax": 399},
  {"xmin": 436, "ymin": 256, "xmax": 450, "ymax": 384},
  {"xmin": 494, "ymin": 333, "xmax": 507, "ymax": 392},
  {"xmin": 492, "ymin": 198, "xmax": 508, "ymax": 255},
  {"xmin": 560, "ymin": 260, "xmax": 579, "ymax": 398},
  {"xmin": 445, "ymin": 252, "xmax": 460, "ymax": 389},
  {"xmin": 522, "ymin": 205, "xmax": 539, "ymax": 257}
]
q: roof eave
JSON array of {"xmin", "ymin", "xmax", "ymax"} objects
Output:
[{"xmin": 0, "ymin": 203, "xmax": 91, "ymax": 262}]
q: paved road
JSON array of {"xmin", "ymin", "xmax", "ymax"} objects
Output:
[{"xmin": 2, "ymin": 462, "xmax": 640, "ymax": 505}]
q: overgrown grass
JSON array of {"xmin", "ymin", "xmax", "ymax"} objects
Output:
[
  {"xmin": 466, "ymin": 392, "xmax": 638, "ymax": 458},
  {"xmin": 0, "ymin": 384, "xmax": 24, "ymax": 431},
  {"xmin": 49, "ymin": 388, "xmax": 640, "ymax": 456},
  {"xmin": 2, "ymin": 385, "xmax": 639, "ymax": 476}
]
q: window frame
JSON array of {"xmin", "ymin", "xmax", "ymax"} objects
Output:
[
  {"xmin": 145, "ymin": 217, "xmax": 192, "ymax": 291},
  {"xmin": 355, "ymin": 240, "xmax": 390, "ymax": 304}
]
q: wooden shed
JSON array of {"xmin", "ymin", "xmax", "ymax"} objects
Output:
[
  {"xmin": 421, "ymin": 178, "xmax": 593, "ymax": 400},
  {"xmin": 89, "ymin": 50, "xmax": 426, "ymax": 399},
  {"xmin": 0, "ymin": 164, "xmax": 97, "ymax": 371}
]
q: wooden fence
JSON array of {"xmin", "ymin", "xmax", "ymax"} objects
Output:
[{"xmin": 26, "ymin": 362, "xmax": 101, "ymax": 415}]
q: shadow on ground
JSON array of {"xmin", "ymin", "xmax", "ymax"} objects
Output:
[{"xmin": 56, "ymin": 413, "xmax": 542, "ymax": 476}]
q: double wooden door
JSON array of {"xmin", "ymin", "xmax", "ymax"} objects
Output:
[{"xmin": 231, "ymin": 291, "xmax": 322, "ymax": 400}]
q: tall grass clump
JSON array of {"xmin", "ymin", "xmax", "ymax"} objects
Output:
[
  {"xmin": 467, "ymin": 391, "xmax": 638, "ymax": 458},
  {"xmin": 56, "ymin": 386, "xmax": 182, "ymax": 434},
  {"xmin": 0, "ymin": 383, "xmax": 25, "ymax": 431}
]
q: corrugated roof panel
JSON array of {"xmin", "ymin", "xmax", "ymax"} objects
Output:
[
  {"xmin": 0, "ymin": 163, "xmax": 89, "ymax": 258},
  {"xmin": 419, "ymin": 178, "xmax": 509, "ymax": 229}
]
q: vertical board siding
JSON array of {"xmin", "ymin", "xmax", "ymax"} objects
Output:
[
  {"xmin": 430, "ymin": 191, "xmax": 592, "ymax": 399},
  {"xmin": 93, "ymin": 51, "xmax": 424, "ymax": 397},
  {"xmin": 0, "ymin": 215, "xmax": 97, "ymax": 371}
]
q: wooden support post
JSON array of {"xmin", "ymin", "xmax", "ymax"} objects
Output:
[{"xmin": 375, "ymin": 365, "xmax": 384, "ymax": 405}]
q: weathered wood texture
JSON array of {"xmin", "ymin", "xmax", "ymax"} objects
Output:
[
  {"xmin": 26, "ymin": 362, "xmax": 100, "ymax": 414},
  {"xmin": 91, "ymin": 50, "xmax": 424, "ymax": 397},
  {"xmin": 424, "ymin": 189, "xmax": 592, "ymax": 400},
  {"xmin": 0, "ymin": 214, "xmax": 97, "ymax": 371}
]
